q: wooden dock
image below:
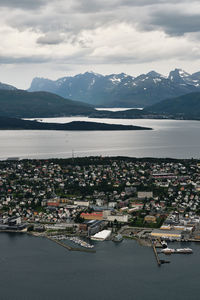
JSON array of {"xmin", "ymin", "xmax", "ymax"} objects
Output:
[
  {"xmin": 152, "ymin": 242, "xmax": 161, "ymax": 266},
  {"xmin": 47, "ymin": 236, "xmax": 96, "ymax": 253}
]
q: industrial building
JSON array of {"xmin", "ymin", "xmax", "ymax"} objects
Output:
[
  {"xmin": 91, "ymin": 230, "xmax": 111, "ymax": 241},
  {"xmin": 151, "ymin": 229, "xmax": 182, "ymax": 239}
]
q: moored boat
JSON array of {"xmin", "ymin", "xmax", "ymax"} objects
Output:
[
  {"xmin": 176, "ymin": 248, "xmax": 193, "ymax": 254},
  {"xmin": 161, "ymin": 248, "xmax": 175, "ymax": 254}
]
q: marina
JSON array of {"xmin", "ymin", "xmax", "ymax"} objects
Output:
[
  {"xmin": 46, "ymin": 236, "xmax": 96, "ymax": 253},
  {"xmin": 50, "ymin": 235, "xmax": 94, "ymax": 249}
]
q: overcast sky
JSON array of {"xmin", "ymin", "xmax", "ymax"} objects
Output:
[{"xmin": 1, "ymin": 0, "xmax": 200, "ymax": 88}]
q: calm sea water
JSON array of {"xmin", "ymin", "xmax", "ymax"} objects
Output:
[
  {"xmin": 1, "ymin": 118, "xmax": 200, "ymax": 159},
  {"xmin": 0, "ymin": 233, "xmax": 199, "ymax": 300},
  {"xmin": 1, "ymin": 113, "xmax": 200, "ymax": 299}
]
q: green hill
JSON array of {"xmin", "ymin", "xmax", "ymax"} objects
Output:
[{"xmin": 0, "ymin": 90, "xmax": 95, "ymax": 118}]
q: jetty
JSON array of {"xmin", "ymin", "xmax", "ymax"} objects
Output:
[
  {"xmin": 152, "ymin": 241, "xmax": 161, "ymax": 266},
  {"xmin": 47, "ymin": 236, "xmax": 96, "ymax": 253}
]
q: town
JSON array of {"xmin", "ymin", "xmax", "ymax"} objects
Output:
[{"xmin": 1, "ymin": 156, "xmax": 200, "ymax": 245}]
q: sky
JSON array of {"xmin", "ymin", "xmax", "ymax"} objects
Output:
[{"xmin": 1, "ymin": 0, "xmax": 200, "ymax": 89}]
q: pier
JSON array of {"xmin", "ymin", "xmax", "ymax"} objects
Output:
[
  {"xmin": 152, "ymin": 242, "xmax": 161, "ymax": 266},
  {"xmin": 47, "ymin": 236, "xmax": 96, "ymax": 253}
]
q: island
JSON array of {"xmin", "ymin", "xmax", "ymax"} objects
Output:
[{"xmin": 0, "ymin": 116, "xmax": 152, "ymax": 131}]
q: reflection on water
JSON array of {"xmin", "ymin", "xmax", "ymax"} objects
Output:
[
  {"xmin": 0, "ymin": 118, "xmax": 200, "ymax": 160},
  {"xmin": 95, "ymin": 107, "xmax": 143, "ymax": 111}
]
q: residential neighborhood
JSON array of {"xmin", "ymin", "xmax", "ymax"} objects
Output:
[{"xmin": 1, "ymin": 157, "xmax": 200, "ymax": 241}]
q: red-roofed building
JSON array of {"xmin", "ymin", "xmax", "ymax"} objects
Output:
[{"xmin": 81, "ymin": 212, "xmax": 103, "ymax": 220}]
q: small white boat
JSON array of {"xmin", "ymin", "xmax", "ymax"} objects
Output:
[
  {"xmin": 161, "ymin": 248, "xmax": 175, "ymax": 254},
  {"xmin": 176, "ymin": 248, "xmax": 193, "ymax": 254}
]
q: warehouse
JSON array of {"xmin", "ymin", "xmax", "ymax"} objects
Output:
[
  {"xmin": 150, "ymin": 229, "xmax": 182, "ymax": 239},
  {"xmin": 91, "ymin": 230, "xmax": 111, "ymax": 241}
]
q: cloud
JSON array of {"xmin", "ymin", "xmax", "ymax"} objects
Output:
[
  {"xmin": 37, "ymin": 33, "xmax": 65, "ymax": 45},
  {"xmin": 1, "ymin": 0, "xmax": 200, "ymax": 89},
  {"xmin": 0, "ymin": 0, "xmax": 47, "ymax": 10},
  {"xmin": 5, "ymin": 0, "xmax": 200, "ymax": 40},
  {"xmin": 149, "ymin": 11, "xmax": 200, "ymax": 36},
  {"xmin": 0, "ymin": 55, "xmax": 50, "ymax": 64}
]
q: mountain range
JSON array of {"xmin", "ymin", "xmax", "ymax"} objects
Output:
[
  {"xmin": 28, "ymin": 69, "xmax": 200, "ymax": 107},
  {"xmin": 0, "ymin": 68, "xmax": 200, "ymax": 120}
]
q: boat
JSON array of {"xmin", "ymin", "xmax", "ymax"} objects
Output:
[
  {"xmin": 113, "ymin": 233, "xmax": 123, "ymax": 243},
  {"xmin": 68, "ymin": 237, "xmax": 94, "ymax": 248},
  {"xmin": 161, "ymin": 241, "xmax": 168, "ymax": 248},
  {"xmin": 161, "ymin": 248, "xmax": 175, "ymax": 254},
  {"xmin": 176, "ymin": 248, "xmax": 193, "ymax": 254}
]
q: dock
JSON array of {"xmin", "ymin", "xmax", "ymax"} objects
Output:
[
  {"xmin": 152, "ymin": 242, "xmax": 161, "ymax": 266},
  {"xmin": 47, "ymin": 236, "xmax": 96, "ymax": 253}
]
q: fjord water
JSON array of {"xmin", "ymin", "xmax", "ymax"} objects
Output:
[
  {"xmin": 0, "ymin": 233, "xmax": 200, "ymax": 300},
  {"xmin": 1, "ymin": 115, "xmax": 200, "ymax": 300},
  {"xmin": 1, "ymin": 118, "xmax": 200, "ymax": 159}
]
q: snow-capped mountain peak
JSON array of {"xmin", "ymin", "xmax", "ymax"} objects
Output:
[{"xmin": 29, "ymin": 69, "xmax": 200, "ymax": 107}]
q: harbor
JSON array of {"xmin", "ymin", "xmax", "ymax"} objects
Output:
[
  {"xmin": 46, "ymin": 236, "xmax": 96, "ymax": 253},
  {"xmin": 50, "ymin": 235, "xmax": 94, "ymax": 249},
  {"xmin": 151, "ymin": 238, "xmax": 194, "ymax": 266},
  {"xmin": 0, "ymin": 232, "xmax": 198, "ymax": 300}
]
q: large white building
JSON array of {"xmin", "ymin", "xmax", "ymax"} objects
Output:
[
  {"xmin": 91, "ymin": 230, "xmax": 111, "ymax": 241},
  {"xmin": 103, "ymin": 210, "xmax": 128, "ymax": 223}
]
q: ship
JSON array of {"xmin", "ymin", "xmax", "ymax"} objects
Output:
[
  {"xmin": 176, "ymin": 248, "xmax": 193, "ymax": 254},
  {"xmin": 161, "ymin": 248, "xmax": 175, "ymax": 254},
  {"xmin": 113, "ymin": 233, "xmax": 123, "ymax": 243}
]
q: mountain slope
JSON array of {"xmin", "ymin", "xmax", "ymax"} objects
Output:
[
  {"xmin": 0, "ymin": 82, "xmax": 17, "ymax": 91},
  {"xmin": 145, "ymin": 92, "xmax": 200, "ymax": 119},
  {"xmin": 29, "ymin": 69, "xmax": 200, "ymax": 107},
  {"xmin": 0, "ymin": 90, "xmax": 95, "ymax": 118}
]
